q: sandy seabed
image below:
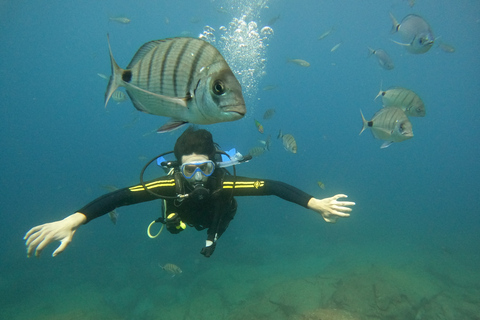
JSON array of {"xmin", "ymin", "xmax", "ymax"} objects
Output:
[{"xmin": 3, "ymin": 237, "xmax": 479, "ymax": 320}]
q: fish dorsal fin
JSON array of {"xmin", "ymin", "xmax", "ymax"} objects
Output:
[
  {"xmin": 123, "ymin": 81, "xmax": 189, "ymax": 108},
  {"xmin": 126, "ymin": 40, "xmax": 163, "ymax": 69}
]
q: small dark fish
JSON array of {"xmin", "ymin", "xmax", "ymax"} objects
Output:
[
  {"xmin": 317, "ymin": 181, "xmax": 325, "ymax": 190},
  {"xmin": 254, "ymin": 119, "xmax": 264, "ymax": 133},
  {"xmin": 160, "ymin": 263, "xmax": 182, "ymax": 277},
  {"xmin": 267, "ymin": 14, "xmax": 281, "ymax": 26},
  {"xmin": 359, "ymin": 107, "xmax": 413, "ymax": 148},
  {"xmin": 105, "ymin": 36, "xmax": 246, "ymax": 132},
  {"xmin": 390, "ymin": 13, "xmax": 435, "ymax": 54},
  {"xmin": 368, "ymin": 47, "xmax": 394, "ymax": 70},
  {"xmin": 278, "ymin": 130, "xmax": 297, "ymax": 154},
  {"xmin": 263, "ymin": 108, "xmax": 275, "ymax": 120}
]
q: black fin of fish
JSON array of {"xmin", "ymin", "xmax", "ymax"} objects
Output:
[
  {"xmin": 157, "ymin": 119, "xmax": 189, "ymax": 133},
  {"xmin": 105, "ymin": 34, "xmax": 125, "ymax": 108}
]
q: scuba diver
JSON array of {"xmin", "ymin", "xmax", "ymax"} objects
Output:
[{"xmin": 24, "ymin": 127, "xmax": 355, "ymax": 258}]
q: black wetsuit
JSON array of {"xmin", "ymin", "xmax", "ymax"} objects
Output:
[{"xmin": 77, "ymin": 169, "xmax": 313, "ymax": 256}]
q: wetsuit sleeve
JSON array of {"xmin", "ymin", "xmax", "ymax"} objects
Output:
[
  {"xmin": 76, "ymin": 177, "xmax": 177, "ymax": 223},
  {"xmin": 222, "ymin": 176, "xmax": 313, "ymax": 208}
]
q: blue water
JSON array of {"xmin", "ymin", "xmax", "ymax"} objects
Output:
[{"xmin": 1, "ymin": 0, "xmax": 479, "ymax": 319}]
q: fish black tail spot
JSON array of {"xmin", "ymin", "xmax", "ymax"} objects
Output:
[
  {"xmin": 122, "ymin": 70, "xmax": 132, "ymax": 82},
  {"xmin": 368, "ymin": 121, "xmax": 373, "ymax": 127}
]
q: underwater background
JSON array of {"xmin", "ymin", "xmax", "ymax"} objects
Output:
[{"xmin": 1, "ymin": 0, "xmax": 479, "ymax": 319}]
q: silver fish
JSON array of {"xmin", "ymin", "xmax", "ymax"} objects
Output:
[
  {"xmin": 390, "ymin": 13, "xmax": 434, "ymax": 54},
  {"xmin": 359, "ymin": 107, "xmax": 413, "ymax": 148},
  {"xmin": 330, "ymin": 42, "xmax": 343, "ymax": 52},
  {"xmin": 318, "ymin": 27, "xmax": 334, "ymax": 40},
  {"xmin": 263, "ymin": 108, "xmax": 275, "ymax": 120},
  {"xmin": 368, "ymin": 47, "xmax": 394, "ymax": 70},
  {"xmin": 438, "ymin": 41, "xmax": 455, "ymax": 53},
  {"xmin": 278, "ymin": 130, "xmax": 297, "ymax": 154},
  {"xmin": 259, "ymin": 134, "xmax": 272, "ymax": 151},
  {"xmin": 287, "ymin": 59, "xmax": 310, "ymax": 67},
  {"xmin": 108, "ymin": 210, "xmax": 118, "ymax": 225},
  {"xmin": 375, "ymin": 87, "xmax": 425, "ymax": 117},
  {"xmin": 105, "ymin": 36, "xmax": 246, "ymax": 133},
  {"xmin": 160, "ymin": 263, "xmax": 182, "ymax": 276},
  {"xmin": 262, "ymin": 85, "xmax": 278, "ymax": 91},
  {"xmin": 109, "ymin": 17, "xmax": 131, "ymax": 24},
  {"xmin": 112, "ymin": 90, "xmax": 127, "ymax": 103}
]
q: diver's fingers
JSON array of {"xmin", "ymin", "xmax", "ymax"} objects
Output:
[
  {"xmin": 33, "ymin": 233, "xmax": 56, "ymax": 258},
  {"xmin": 52, "ymin": 239, "xmax": 71, "ymax": 257},
  {"xmin": 26, "ymin": 231, "xmax": 48, "ymax": 257},
  {"xmin": 332, "ymin": 194, "xmax": 348, "ymax": 200},
  {"xmin": 331, "ymin": 211, "xmax": 351, "ymax": 217},
  {"xmin": 323, "ymin": 216, "xmax": 339, "ymax": 223},
  {"xmin": 24, "ymin": 225, "xmax": 45, "ymax": 240},
  {"xmin": 332, "ymin": 205, "xmax": 353, "ymax": 212},
  {"xmin": 334, "ymin": 201, "xmax": 356, "ymax": 207}
]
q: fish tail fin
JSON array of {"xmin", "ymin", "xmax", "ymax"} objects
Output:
[
  {"xmin": 105, "ymin": 34, "xmax": 125, "ymax": 108},
  {"xmin": 374, "ymin": 80, "xmax": 384, "ymax": 101},
  {"xmin": 277, "ymin": 129, "xmax": 283, "ymax": 139},
  {"xmin": 359, "ymin": 110, "xmax": 368, "ymax": 135},
  {"xmin": 367, "ymin": 47, "xmax": 375, "ymax": 57},
  {"xmin": 389, "ymin": 12, "xmax": 399, "ymax": 34}
]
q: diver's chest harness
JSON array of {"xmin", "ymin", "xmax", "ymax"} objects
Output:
[{"xmin": 140, "ymin": 149, "xmax": 250, "ymax": 257}]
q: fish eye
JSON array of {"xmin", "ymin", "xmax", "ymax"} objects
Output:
[{"xmin": 212, "ymin": 80, "xmax": 226, "ymax": 95}]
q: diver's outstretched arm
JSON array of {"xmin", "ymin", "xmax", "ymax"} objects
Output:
[
  {"xmin": 307, "ymin": 194, "xmax": 355, "ymax": 223},
  {"xmin": 24, "ymin": 212, "xmax": 87, "ymax": 258}
]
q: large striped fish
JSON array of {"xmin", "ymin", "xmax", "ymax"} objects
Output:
[
  {"xmin": 105, "ymin": 36, "xmax": 246, "ymax": 132},
  {"xmin": 360, "ymin": 107, "xmax": 413, "ymax": 148},
  {"xmin": 375, "ymin": 86, "xmax": 425, "ymax": 117}
]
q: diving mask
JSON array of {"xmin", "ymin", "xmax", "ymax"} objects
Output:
[{"xmin": 180, "ymin": 160, "xmax": 215, "ymax": 179}]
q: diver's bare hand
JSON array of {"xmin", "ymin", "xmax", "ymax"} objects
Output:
[
  {"xmin": 307, "ymin": 194, "xmax": 355, "ymax": 223},
  {"xmin": 24, "ymin": 212, "xmax": 86, "ymax": 257}
]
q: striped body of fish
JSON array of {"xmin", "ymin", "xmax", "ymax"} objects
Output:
[
  {"xmin": 105, "ymin": 36, "xmax": 246, "ymax": 132},
  {"xmin": 161, "ymin": 263, "xmax": 182, "ymax": 276},
  {"xmin": 278, "ymin": 130, "xmax": 297, "ymax": 154},
  {"xmin": 376, "ymin": 87, "xmax": 425, "ymax": 117},
  {"xmin": 360, "ymin": 107, "xmax": 413, "ymax": 148},
  {"xmin": 390, "ymin": 13, "xmax": 434, "ymax": 54}
]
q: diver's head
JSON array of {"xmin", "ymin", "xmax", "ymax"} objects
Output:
[
  {"xmin": 174, "ymin": 126, "xmax": 217, "ymax": 162},
  {"xmin": 174, "ymin": 127, "xmax": 218, "ymax": 190}
]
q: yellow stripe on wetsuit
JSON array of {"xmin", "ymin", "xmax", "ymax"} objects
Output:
[
  {"xmin": 129, "ymin": 178, "xmax": 176, "ymax": 192},
  {"xmin": 223, "ymin": 180, "xmax": 264, "ymax": 189}
]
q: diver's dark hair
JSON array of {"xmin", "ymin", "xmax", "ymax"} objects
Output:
[{"xmin": 174, "ymin": 126, "xmax": 218, "ymax": 162}]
